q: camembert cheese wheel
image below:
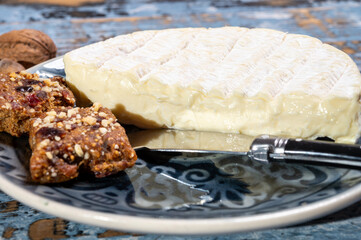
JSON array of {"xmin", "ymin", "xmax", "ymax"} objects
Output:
[{"xmin": 64, "ymin": 27, "xmax": 361, "ymax": 143}]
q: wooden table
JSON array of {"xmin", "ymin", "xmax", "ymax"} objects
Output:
[{"xmin": 1, "ymin": 0, "xmax": 361, "ymax": 239}]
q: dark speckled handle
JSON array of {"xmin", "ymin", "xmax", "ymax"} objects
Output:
[{"xmin": 250, "ymin": 135, "xmax": 361, "ymax": 169}]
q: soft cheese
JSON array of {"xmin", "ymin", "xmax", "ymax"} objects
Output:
[{"xmin": 64, "ymin": 27, "xmax": 361, "ymax": 143}]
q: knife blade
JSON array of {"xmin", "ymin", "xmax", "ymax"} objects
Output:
[{"xmin": 128, "ymin": 129, "xmax": 361, "ymax": 169}]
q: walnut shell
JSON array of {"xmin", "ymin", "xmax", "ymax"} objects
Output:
[
  {"xmin": 0, "ymin": 58, "xmax": 25, "ymax": 74},
  {"xmin": 0, "ymin": 29, "xmax": 57, "ymax": 68}
]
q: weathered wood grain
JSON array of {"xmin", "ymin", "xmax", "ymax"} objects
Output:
[
  {"xmin": 1, "ymin": 0, "xmax": 104, "ymax": 6},
  {"xmin": 0, "ymin": 1, "xmax": 360, "ymax": 68}
]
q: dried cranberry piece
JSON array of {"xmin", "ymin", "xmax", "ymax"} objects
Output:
[
  {"xmin": 91, "ymin": 124, "xmax": 100, "ymax": 130},
  {"xmin": 24, "ymin": 79, "xmax": 41, "ymax": 85},
  {"xmin": 15, "ymin": 85, "xmax": 33, "ymax": 92},
  {"xmin": 96, "ymin": 116, "xmax": 104, "ymax": 122},
  {"xmin": 60, "ymin": 90, "xmax": 75, "ymax": 105},
  {"xmin": 56, "ymin": 163, "xmax": 78, "ymax": 178},
  {"xmin": 61, "ymin": 90, "xmax": 69, "ymax": 98},
  {"xmin": 61, "ymin": 90, "xmax": 72, "ymax": 100},
  {"xmin": 36, "ymin": 127, "xmax": 65, "ymax": 140},
  {"xmin": 36, "ymin": 90, "xmax": 47, "ymax": 100},
  {"xmin": 26, "ymin": 94, "xmax": 41, "ymax": 107},
  {"xmin": 102, "ymin": 139, "xmax": 111, "ymax": 152}
]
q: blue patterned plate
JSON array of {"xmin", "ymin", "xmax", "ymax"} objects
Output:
[{"xmin": 1, "ymin": 58, "xmax": 361, "ymax": 235}]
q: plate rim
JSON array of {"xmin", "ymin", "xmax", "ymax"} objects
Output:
[
  {"xmin": 2, "ymin": 170, "xmax": 361, "ymax": 235},
  {"xmin": 1, "ymin": 57, "xmax": 361, "ymax": 235}
]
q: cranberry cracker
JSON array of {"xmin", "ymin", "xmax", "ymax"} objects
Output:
[
  {"xmin": 0, "ymin": 71, "xmax": 75, "ymax": 136},
  {"xmin": 29, "ymin": 103, "xmax": 137, "ymax": 183}
]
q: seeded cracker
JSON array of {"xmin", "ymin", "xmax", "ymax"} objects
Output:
[
  {"xmin": 29, "ymin": 103, "xmax": 137, "ymax": 183},
  {"xmin": 0, "ymin": 71, "xmax": 75, "ymax": 136}
]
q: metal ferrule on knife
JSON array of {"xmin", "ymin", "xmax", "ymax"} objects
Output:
[
  {"xmin": 129, "ymin": 129, "xmax": 361, "ymax": 169},
  {"xmin": 249, "ymin": 135, "xmax": 361, "ymax": 168}
]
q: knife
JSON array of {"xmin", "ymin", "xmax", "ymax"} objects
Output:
[{"xmin": 128, "ymin": 129, "xmax": 361, "ymax": 169}]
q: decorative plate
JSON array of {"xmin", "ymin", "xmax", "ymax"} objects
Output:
[{"xmin": 1, "ymin": 57, "xmax": 361, "ymax": 235}]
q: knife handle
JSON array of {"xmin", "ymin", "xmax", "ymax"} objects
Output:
[{"xmin": 250, "ymin": 135, "xmax": 361, "ymax": 168}]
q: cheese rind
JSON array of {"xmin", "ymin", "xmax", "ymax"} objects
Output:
[{"xmin": 64, "ymin": 27, "xmax": 361, "ymax": 143}]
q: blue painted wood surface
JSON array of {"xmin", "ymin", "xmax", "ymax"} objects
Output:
[{"xmin": 1, "ymin": 0, "xmax": 361, "ymax": 239}]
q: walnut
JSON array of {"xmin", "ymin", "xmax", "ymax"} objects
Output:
[
  {"xmin": 0, "ymin": 29, "xmax": 57, "ymax": 68},
  {"xmin": 0, "ymin": 58, "xmax": 25, "ymax": 74}
]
